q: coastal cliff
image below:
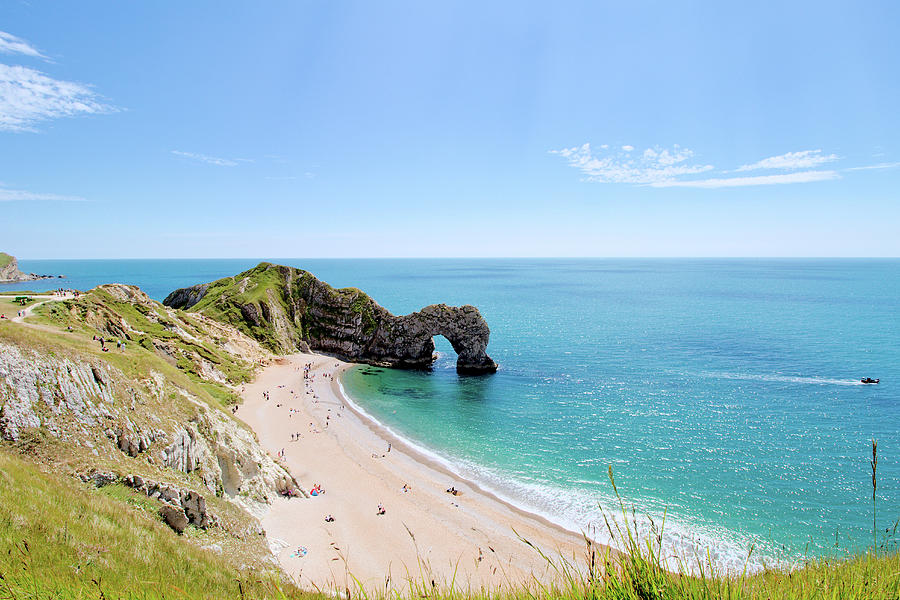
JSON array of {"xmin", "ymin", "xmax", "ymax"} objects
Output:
[
  {"xmin": 164, "ymin": 262, "xmax": 498, "ymax": 374},
  {"xmin": 0, "ymin": 252, "xmax": 60, "ymax": 283},
  {"xmin": 0, "ymin": 285, "xmax": 307, "ymax": 591}
]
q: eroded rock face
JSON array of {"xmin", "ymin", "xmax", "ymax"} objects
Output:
[
  {"xmin": 0, "ymin": 252, "xmax": 57, "ymax": 283},
  {"xmin": 164, "ymin": 263, "xmax": 498, "ymax": 374},
  {"xmin": 0, "ymin": 342, "xmax": 299, "ymax": 508}
]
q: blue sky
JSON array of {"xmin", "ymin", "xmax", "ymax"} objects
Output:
[{"xmin": 2, "ymin": 1, "xmax": 899, "ymax": 258}]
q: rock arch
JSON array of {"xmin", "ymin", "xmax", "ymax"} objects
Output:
[
  {"xmin": 369, "ymin": 304, "xmax": 498, "ymax": 374},
  {"xmin": 164, "ymin": 263, "xmax": 499, "ymax": 375}
]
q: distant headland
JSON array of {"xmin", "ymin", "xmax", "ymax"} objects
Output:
[{"xmin": 0, "ymin": 252, "xmax": 64, "ymax": 283}]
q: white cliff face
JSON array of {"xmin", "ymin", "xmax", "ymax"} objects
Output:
[
  {"xmin": 0, "ymin": 342, "xmax": 298, "ymax": 513},
  {"xmin": 0, "ymin": 343, "xmax": 115, "ymax": 441}
]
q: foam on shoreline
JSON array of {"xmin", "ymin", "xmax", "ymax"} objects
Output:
[{"xmin": 336, "ymin": 366, "xmax": 782, "ymax": 575}]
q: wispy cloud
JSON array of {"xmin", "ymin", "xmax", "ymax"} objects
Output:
[
  {"xmin": 549, "ymin": 143, "xmax": 713, "ymax": 184},
  {"xmin": 0, "ymin": 31, "xmax": 46, "ymax": 60},
  {"xmin": 844, "ymin": 162, "xmax": 900, "ymax": 172},
  {"xmin": 171, "ymin": 150, "xmax": 254, "ymax": 167},
  {"xmin": 0, "ymin": 64, "xmax": 114, "ymax": 132},
  {"xmin": 0, "ymin": 185, "xmax": 86, "ymax": 202},
  {"xmin": 550, "ymin": 142, "xmax": 899, "ymax": 189},
  {"xmin": 650, "ymin": 170, "xmax": 839, "ymax": 188},
  {"xmin": 736, "ymin": 149, "xmax": 838, "ymax": 172}
]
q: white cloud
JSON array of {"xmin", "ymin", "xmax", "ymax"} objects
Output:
[
  {"xmin": 844, "ymin": 162, "xmax": 900, "ymax": 172},
  {"xmin": 0, "ymin": 185, "xmax": 86, "ymax": 202},
  {"xmin": 737, "ymin": 150, "xmax": 838, "ymax": 172},
  {"xmin": 550, "ymin": 143, "xmax": 713, "ymax": 184},
  {"xmin": 0, "ymin": 31, "xmax": 46, "ymax": 59},
  {"xmin": 171, "ymin": 150, "xmax": 254, "ymax": 167},
  {"xmin": 650, "ymin": 170, "xmax": 839, "ymax": 188},
  {"xmin": 0, "ymin": 64, "xmax": 113, "ymax": 132},
  {"xmin": 621, "ymin": 145, "xmax": 634, "ymax": 151}
]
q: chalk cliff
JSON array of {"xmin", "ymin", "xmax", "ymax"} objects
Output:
[{"xmin": 164, "ymin": 263, "xmax": 498, "ymax": 374}]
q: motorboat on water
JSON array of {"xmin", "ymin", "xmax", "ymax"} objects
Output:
[{"xmin": 861, "ymin": 377, "xmax": 880, "ymax": 384}]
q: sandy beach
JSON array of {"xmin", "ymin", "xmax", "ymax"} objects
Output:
[{"xmin": 237, "ymin": 353, "xmax": 591, "ymax": 594}]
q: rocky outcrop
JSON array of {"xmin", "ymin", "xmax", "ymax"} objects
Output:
[
  {"xmin": 84, "ymin": 470, "xmax": 217, "ymax": 534},
  {"xmin": 164, "ymin": 263, "xmax": 498, "ymax": 374},
  {"xmin": 162, "ymin": 282, "xmax": 210, "ymax": 311},
  {"xmin": 0, "ymin": 342, "xmax": 299, "ymax": 509},
  {"xmin": 0, "ymin": 252, "xmax": 60, "ymax": 282}
]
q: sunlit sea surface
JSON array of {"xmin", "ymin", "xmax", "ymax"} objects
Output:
[{"xmin": 7, "ymin": 258, "xmax": 898, "ymax": 570}]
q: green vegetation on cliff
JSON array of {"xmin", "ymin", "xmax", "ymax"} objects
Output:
[
  {"xmin": 33, "ymin": 284, "xmax": 264, "ymax": 394},
  {"xmin": 165, "ymin": 262, "xmax": 499, "ymax": 373},
  {"xmin": 0, "ymin": 449, "xmax": 311, "ymax": 600},
  {"xmin": 0, "ymin": 252, "xmax": 12, "ymax": 270},
  {"xmin": 188, "ymin": 263, "xmax": 303, "ymax": 351},
  {"xmin": 172, "ymin": 262, "xmax": 380, "ymax": 354},
  {"xmin": 1, "ymin": 288, "xmax": 304, "ymax": 598}
]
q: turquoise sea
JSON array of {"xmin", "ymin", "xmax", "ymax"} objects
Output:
[{"xmin": 6, "ymin": 258, "xmax": 898, "ymax": 570}]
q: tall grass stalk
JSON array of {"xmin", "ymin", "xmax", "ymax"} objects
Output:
[{"xmin": 871, "ymin": 438, "xmax": 878, "ymax": 553}]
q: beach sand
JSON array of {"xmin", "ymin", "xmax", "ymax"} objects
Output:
[{"xmin": 237, "ymin": 353, "xmax": 593, "ymax": 594}]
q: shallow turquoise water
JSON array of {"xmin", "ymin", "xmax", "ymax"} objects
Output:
[
  {"xmin": 336, "ymin": 259, "xmax": 899, "ymax": 569},
  {"xmin": 8, "ymin": 258, "xmax": 898, "ymax": 568}
]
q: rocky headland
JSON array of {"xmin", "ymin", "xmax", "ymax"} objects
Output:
[
  {"xmin": 0, "ymin": 251, "xmax": 62, "ymax": 282},
  {"xmin": 164, "ymin": 262, "xmax": 498, "ymax": 374},
  {"xmin": 1, "ymin": 284, "xmax": 300, "ymax": 560}
]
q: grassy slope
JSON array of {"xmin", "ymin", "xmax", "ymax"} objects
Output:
[
  {"xmin": 0, "ymin": 252, "xmax": 12, "ymax": 270},
  {"xmin": 0, "ymin": 449, "xmax": 314, "ymax": 600},
  {"xmin": 34, "ymin": 286, "xmax": 256, "ymax": 392},
  {"xmin": 188, "ymin": 265, "xmax": 296, "ymax": 351},
  {"xmin": 186, "ymin": 263, "xmax": 379, "ymax": 351}
]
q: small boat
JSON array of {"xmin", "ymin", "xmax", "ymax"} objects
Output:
[{"xmin": 861, "ymin": 378, "xmax": 880, "ymax": 384}]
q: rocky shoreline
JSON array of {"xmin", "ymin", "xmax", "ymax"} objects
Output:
[{"xmin": 0, "ymin": 252, "xmax": 63, "ymax": 283}]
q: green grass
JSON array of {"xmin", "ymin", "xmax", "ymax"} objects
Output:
[
  {"xmin": 29, "ymin": 287, "xmax": 258, "ymax": 386},
  {"xmin": 182, "ymin": 262, "xmax": 385, "ymax": 352},
  {"xmin": 0, "ymin": 252, "xmax": 13, "ymax": 270},
  {"xmin": 0, "ymin": 296, "xmax": 39, "ymax": 311},
  {"xmin": 187, "ymin": 265, "xmax": 294, "ymax": 352},
  {"xmin": 0, "ymin": 448, "xmax": 315, "ymax": 600}
]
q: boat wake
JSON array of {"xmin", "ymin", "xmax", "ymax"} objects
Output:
[{"xmin": 697, "ymin": 371, "xmax": 864, "ymax": 386}]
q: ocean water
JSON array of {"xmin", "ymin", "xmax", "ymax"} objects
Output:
[{"xmin": 7, "ymin": 258, "xmax": 898, "ymax": 569}]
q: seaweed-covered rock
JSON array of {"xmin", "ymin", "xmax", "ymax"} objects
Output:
[{"xmin": 164, "ymin": 263, "xmax": 498, "ymax": 374}]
